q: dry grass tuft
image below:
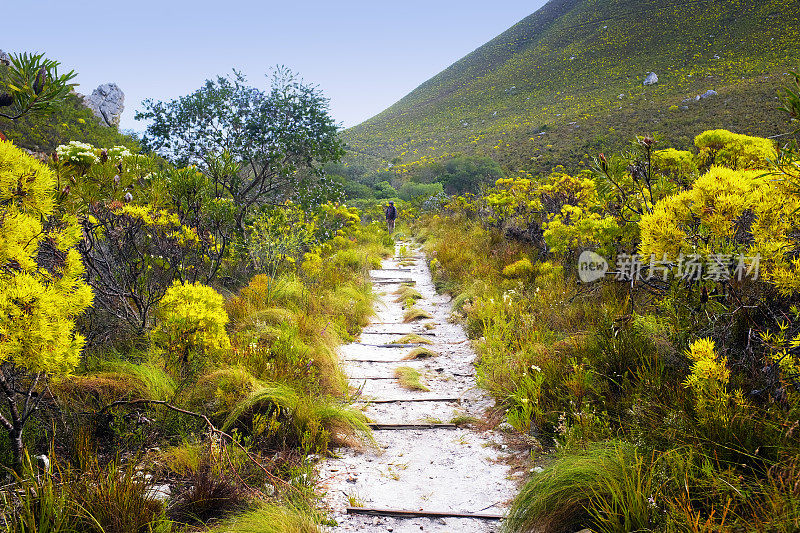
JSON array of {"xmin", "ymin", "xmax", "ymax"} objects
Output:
[
  {"xmin": 404, "ymin": 347, "xmax": 438, "ymax": 360},
  {"xmin": 403, "ymin": 307, "xmax": 433, "ymax": 322},
  {"xmin": 389, "ymin": 333, "xmax": 432, "ymax": 345}
]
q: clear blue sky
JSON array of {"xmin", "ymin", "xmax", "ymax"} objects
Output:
[{"xmin": 3, "ymin": 1, "xmax": 546, "ymax": 132}]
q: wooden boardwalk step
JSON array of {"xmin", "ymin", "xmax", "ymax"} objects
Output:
[
  {"xmin": 360, "ymin": 331, "xmax": 436, "ymax": 336},
  {"xmin": 353, "ymin": 343, "xmax": 425, "ymax": 348},
  {"xmin": 357, "ymin": 397, "xmax": 460, "ymax": 404},
  {"xmin": 344, "ymin": 359, "xmax": 406, "ymax": 363},
  {"xmin": 367, "ymin": 423, "xmax": 458, "ymax": 430},
  {"xmin": 365, "ymin": 322, "xmax": 440, "ymax": 325},
  {"xmin": 346, "ymin": 507, "xmax": 503, "ymax": 520}
]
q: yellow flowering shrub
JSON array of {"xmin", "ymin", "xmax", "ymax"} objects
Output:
[
  {"xmin": 154, "ymin": 281, "xmax": 231, "ymax": 372},
  {"xmin": 640, "ymin": 166, "xmax": 767, "ymax": 258},
  {"xmin": 652, "ymin": 148, "xmax": 697, "ymax": 180},
  {"xmin": 484, "ymin": 177, "xmax": 541, "ymax": 227},
  {"xmin": 695, "ymin": 129, "xmax": 776, "ymax": 170},
  {"xmin": 682, "ymin": 338, "xmax": 745, "ymax": 422},
  {"xmin": 541, "ymin": 171, "xmax": 621, "ymax": 257},
  {"xmin": 0, "ymin": 140, "xmax": 94, "ymax": 467},
  {"xmin": 0, "ymin": 140, "xmax": 93, "ymax": 376},
  {"xmin": 640, "ymin": 165, "xmax": 800, "ymax": 295}
]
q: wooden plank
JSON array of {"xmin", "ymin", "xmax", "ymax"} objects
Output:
[
  {"xmin": 353, "ymin": 343, "xmax": 424, "ymax": 348},
  {"xmin": 360, "ymin": 331, "xmax": 436, "ymax": 336},
  {"xmin": 367, "ymin": 423, "xmax": 457, "ymax": 430},
  {"xmin": 373, "ymin": 268, "xmax": 412, "ymax": 272},
  {"xmin": 357, "ymin": 397, "xmax": 461, "ymax": 404},
  {"xmin": 371, "ymin": 279, "xmax": 415, "ymax": 284},
  {"xmin": 344, "ymin": 359, "xmax": 405, "ymax": 363},
  {"xmin": 348, "ymin": 376, "xmax": 396, "ymax": 380},
  {"xmin": 366, "ymin": 322, "xmax": 440, "ymax": 325},
  {"xmin": 346, "ymin": 507, "xmax": 503, "ymax": 520}
]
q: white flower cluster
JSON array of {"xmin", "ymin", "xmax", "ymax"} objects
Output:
[
  {"xmin": 56, "ymin": 141, "xmax": 100, "ymax": 165},
  {"xmin": 107, "ymin": 145, "xmax": 132, "ymax": 160},
  {"xmin": 56, "ymin": 142, "xmax": 134, "ymax": 165}
]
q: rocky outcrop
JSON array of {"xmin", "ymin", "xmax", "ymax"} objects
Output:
[
  {"xmin": 83, "ymin": 83, "xmax": 125, "ymax": 127},
  {"xmin": 643, "ymin": 72, "xmax": 658, "ymax": 86},
  {"xmin": 0, "ymin": 50, "xmax": 9, "ymax": 66}
]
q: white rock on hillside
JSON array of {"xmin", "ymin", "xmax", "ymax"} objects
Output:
[
  {"xmin": 0, "ymin": 50, "xmax": 10, "ymax": 66},
  {"xmin": 83, "ymin": 83, "xmax": 125, "ymax": 127},
  {"xmin": 643, "ymin": 72, "xmax": 659, "ymax": 85},
  {"xmin": 699, "ymin": 89, "xmax": 718, "ymax": 99}
]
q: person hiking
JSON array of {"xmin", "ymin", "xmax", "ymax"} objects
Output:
[{"xmin": 385, "ymin": 201, "xmax": 397, "ymax": 233}]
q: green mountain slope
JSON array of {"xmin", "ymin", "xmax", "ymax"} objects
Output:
[{"xmin": 345, "ymin": 0, "xmax": 800, "ymax": 174}]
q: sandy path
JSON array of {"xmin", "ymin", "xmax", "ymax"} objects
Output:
[{"xmin": 318, "ymin": 241, "xmax": 514, "ymax": 532}]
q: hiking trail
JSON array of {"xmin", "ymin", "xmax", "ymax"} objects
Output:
[{"xmin": 319, "ymin": 240, "xmax": 515, "ymax": 532}]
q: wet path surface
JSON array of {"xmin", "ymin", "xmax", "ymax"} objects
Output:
[{"xmin": 318, "ymin": 242, "xmax": 513, "ymax": 532}]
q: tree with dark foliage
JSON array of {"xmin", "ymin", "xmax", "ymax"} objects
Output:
[{"xmin": 137, "ymin": 67, "xmax": 345, "ymax": 230}]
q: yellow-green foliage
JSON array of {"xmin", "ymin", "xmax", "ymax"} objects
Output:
[
  {"xmin": 503, "ymin": 258, "xmax": 535, "ymax": 279},
  {"xmin": 483, "ymin": 170, "xmax": 623, "ymax": 259},
  {"xmin": 695, "ymin": 129, "xmax": 777, "ymax": 170},
  {"xmin": 226, "ymin": 274, "xmax": 305, "ymax": 325},
  {"xmin": 248, "ymin": 203, "xmax": 316, "ymax": 274},
  {"xmin": 99, "ymin": 361, "xmax": 177, "ymax": 401},
  {"xmin": 653, "ymin": 148, "xmax": 698, "ymax": 179},
  {"xmin": 759, "ymin": 320, "xmax": 800, "ymax": 386},
  {"xmin": 0, "ymin": 140, "xmax": 93, "ymax": 376},
  {"xmin": 639, "ymin": 165, "xmax": 800, "ymax": 295},
  {"xmin": 187, "ymin": 365, "xmax": 262, "ymax": 419},
  {"xmin": 484, "ymin": 176, "xmax": 542, "ymax": 228},
  {"xmin": 220, "ymin": 378, "xmax": 371, "ymax": 451},
  {"xmin": 211, "ymin": 502, "xmax": 320, "ymax": 533},
  {"xmin": 154, "ymin": 281, "xmax": 231, "ymax": 367},
  {"xmin": 683, "ymin": 338, "xmax": 745, "ymax": 423},
  {"xmin": 639, "ymin": 166, "xmax": 767, "ymax": 258}
]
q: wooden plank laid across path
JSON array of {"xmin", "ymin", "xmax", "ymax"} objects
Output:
[
  {"xmin": 365, "ymin": 322, "xmax": 440, "ymax": 325},
  {"xmin": 356, "ymin": 397, "xmax": 461, "ymax": 404},
  {"xmin": 360, "ymin": 331, "xmax": 436, "ymax": 336},
  {"xmin": 343, "ymin": 359, "xmax": 406, "ymax": 363},
  {"xmin": 345, "ymin": 507, "xmax": 503, "ymax": 520},
  {"xmin": 354, "ymin": 343, "xmax": 426, "ymax": 348},
  {"xmin": 367, "ymin": 423, "xmax": 458, "ymax": 430}
]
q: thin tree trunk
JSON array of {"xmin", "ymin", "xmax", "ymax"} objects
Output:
[{"xmin": 10, "ymin": 426, "xmax": 23, "ymax": 475}]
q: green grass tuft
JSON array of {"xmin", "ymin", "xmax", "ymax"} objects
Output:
[
  {"xmin": 394, "ymin": 286, "xmax": 423, "ymax": 302},
  {"xmin": 394, "ymin": 366, "xmax": 430, "ymax": 391},
  {"xmin": 503, "ymin": 441, "xmax": 654, "ymax": 533},
  {"xmin": 450, "ymin": 415, "xmax": 480, "ymax": 427},
  {"xmin": 403, "ymin": 347, "xmax": 438, "ymax": 360},
  {"xmin": 389, "ymin": 333, "xmax": 432, "ymax": 345},
  {"xmin": 99, "ymin": 361, "xmax": 177, "ymax": 401},
  {"xmin": 221, "ymin": 382, "xmax": 372, "ymax": 450},
  {"xmin": 403, "ymin": 307, "xmax": 433, "ymax": 322},
  {"xmin": 211, "ymin": 502, "xmax": 321, "ymax": 533}
]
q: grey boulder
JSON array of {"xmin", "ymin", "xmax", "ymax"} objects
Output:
[{"xmin": 83, "ymin": 83, "xmax": 125, "ymax": 127}]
